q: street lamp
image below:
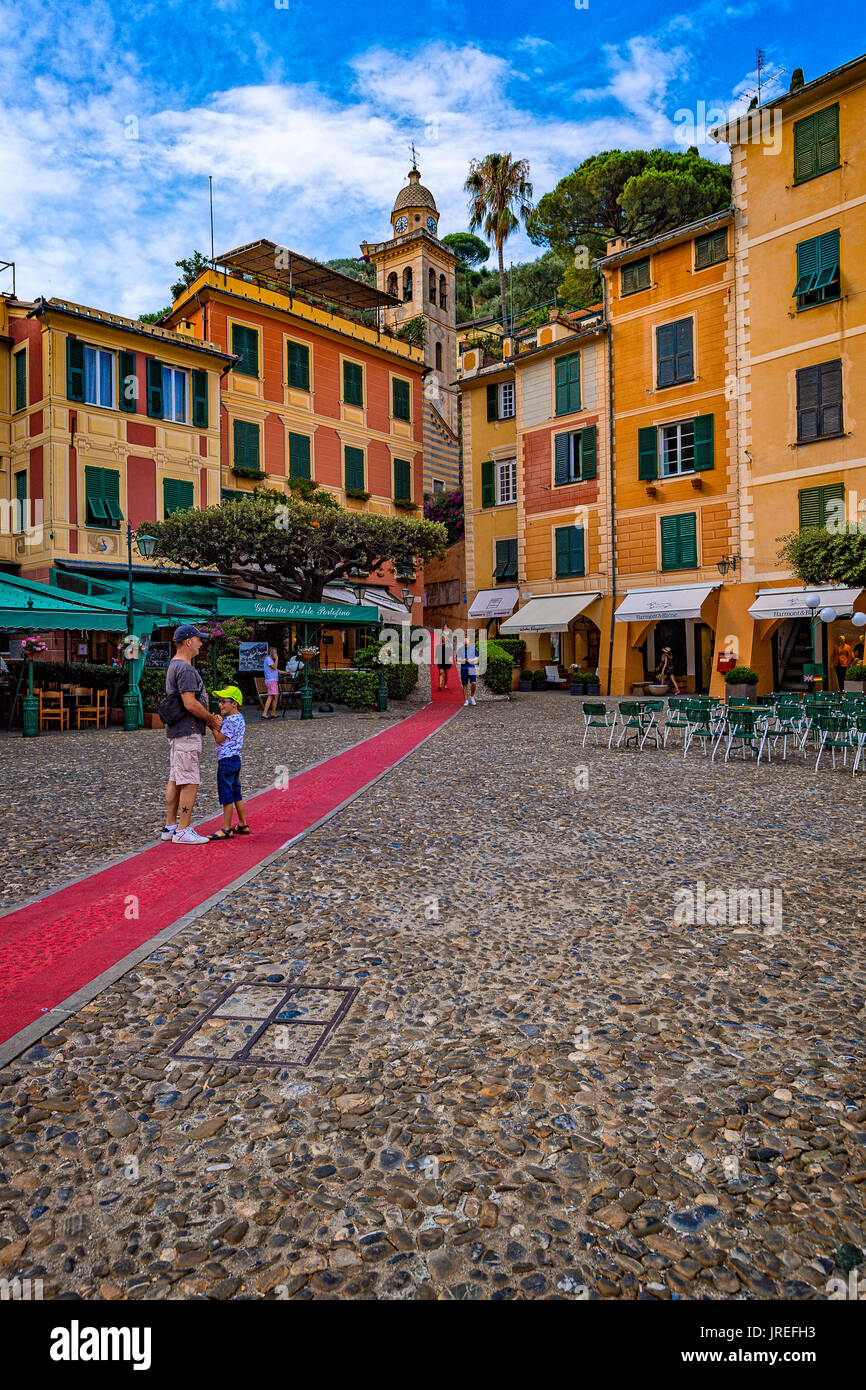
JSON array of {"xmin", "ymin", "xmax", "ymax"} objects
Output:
[
  {"xmin": 124, "ymin": 526, "xmax": 158, "ymax": 730},
  {"xmin": 717, "ymin": 554, "xmax": 740, "ymax": 578}
]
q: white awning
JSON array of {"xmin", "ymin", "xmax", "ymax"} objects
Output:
[
  {"xmin": 468, "ymin": 587, "xmax": 519, "ymax": 620},
  {"xmin": 499, "ymin": 592, "xmax": 602, "ymax": 634},
  {"xmin": 748, "ymin": 586, "xmax": 864, "ymax": 620},
  {"xmin": 615, "ymin": 583, "xmax": 720, "ymax": 622}
]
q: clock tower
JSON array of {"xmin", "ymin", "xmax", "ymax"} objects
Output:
[{"xmin": 361, "ymin": 164, "xmax": 459, "ymax": 491}]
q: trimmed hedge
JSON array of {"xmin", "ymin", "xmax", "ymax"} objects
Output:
[
  {"xmin": 724, "ymin": 666, "xmax": 759, "ymax": 685},
  {"xmin": 482, "ymin": 640, "xmax": 514, "ymax": 695},
  {"xmin": 493, "ymin": 636, "xmax": 526, "ymax": 667},
  {"xmin": 308, "ymin": 668, "xmax": 378, "ymax": 709},
  {"xmin": 29, "ymin": 661, "xmax": 125, "ymax": 692},
  {"xmin": 353, "ymin": 643, "xmax": 419, "ymax": 700}
]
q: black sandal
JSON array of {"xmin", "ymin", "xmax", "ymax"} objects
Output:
[
  {"xmin": 234, "ymin": 825, "xmax": 251, "ymax": 835},
  {"xmin": 209, "ymin": 828, "xmax": 234, "ymax": 841}
]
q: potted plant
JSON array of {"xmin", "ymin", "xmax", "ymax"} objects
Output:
[
  {"xmin": 724, "ymin": 665, "xmax": 759, "ymax": 700},
  {"xmin": 569, "ymin": 665, "xmax": 585, "ymax": 695},
  {"xmin": 518, "ymin": 668, "xmax": 533, "ymax": 691},
  {"xmin": 532, "ymin": 668, "xmax": 548, "ymax": 692},
  {"xmin": 584, "ymin": 670, "xmax": 601, "ymax": 696},
  {"xmin": 844, "ymin": 662, "xmax": 866, "ymax": 693}
]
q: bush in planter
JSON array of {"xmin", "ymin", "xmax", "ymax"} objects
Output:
[
  {"xmin": 723, "ymin": 666, "xmax": 759, "ymax": 686},
  {"xmin": 845, "ymin": 662, "xmax": 866, "ymax": 682},
  {"xmin": 307, "ymin": 668, "xmax": 378, "ymax": 709},
  {"xmin": 532, "ymin": 669, "xmax": 548, "ymax": 688},
  {"xmin": 519, "ymin": 668, "xmax": 533, "ymax": 685},
  {"xmin": 481, "ymin": 640, "xmax": 513, "ymax": 695}
]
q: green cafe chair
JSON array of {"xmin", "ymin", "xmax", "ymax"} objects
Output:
[{"xmin": 581, "ymin": 701, "xmax": 615, "ymax": 747}]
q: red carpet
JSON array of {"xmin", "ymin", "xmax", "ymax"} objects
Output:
[{"xmin": 0, "ymin": 644, "xmax": 461, "ymax": 1050}]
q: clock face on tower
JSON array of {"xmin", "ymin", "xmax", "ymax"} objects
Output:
[
  {"xmin": 395, "ymin": 215, "xmax": 408, "ymax": 234},
  {"xmin": 426, "ymin": 216, "xmax": 437, "ymax": 234}
]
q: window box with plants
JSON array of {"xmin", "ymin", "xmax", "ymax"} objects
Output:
[
  {"xmin": 394, "ymin": 498, "xmax": 418, "ymax": 512},
  {"xmin": 844, "ymin": 663, "xmax": 866, "ymax": 693},
  {"xmin": 723, "ymin": 666, "xmax": 759, "ymax": 700},
  {"xmin": 231, "ymin": 467, "xmax": 266, "ymax": 481},
  {"xmin": 345, "ymin": 489, "xmax": 371, "ymax": 502}
]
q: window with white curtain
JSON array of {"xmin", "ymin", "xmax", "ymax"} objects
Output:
[
  {"xmin": 84, "ymin": 346, "xmax": 114, "ymax": 408},
  {"xmin": 162, "ymin": 366, "xmax": 188, "ymax": 423}
]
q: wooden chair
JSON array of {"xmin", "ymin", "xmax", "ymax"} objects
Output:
[
  {"xmin": 253, "ymin": 676, "xmax": 268, "ymax": 710},
  {"xmin": 77, "ymin": 688, "xmax": 107, "ymax": 729},
  {"xmin": 39, "ymin": 688, "xmax": 69, "ymax": 731}
]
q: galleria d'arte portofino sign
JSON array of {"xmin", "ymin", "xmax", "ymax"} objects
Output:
[{"xmin": 251, "ymin": 601, "xmax": 357, "ymax": 619}]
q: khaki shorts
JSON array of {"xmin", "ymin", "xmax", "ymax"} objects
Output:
[{"xmin": 168, "ymin": 733, "xmax": 202, "ymax": 786}]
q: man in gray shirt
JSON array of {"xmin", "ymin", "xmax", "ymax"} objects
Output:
[{"xmin": 162, "ymin": 624, "xmax": 221, "ymax": 845}]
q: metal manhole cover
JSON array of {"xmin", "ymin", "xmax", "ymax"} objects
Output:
[{"xmin": 167, "ymin": 983, "xmax": 359, "ymax": 1066}]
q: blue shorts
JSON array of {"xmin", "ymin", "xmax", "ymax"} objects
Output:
[
  {"xmin": 460, "ymin": 664, "xmax": 477, "ymax": 686},
  {"xmin": 217, "ymin": 755, "xmax": 242, "ymax": 806}
]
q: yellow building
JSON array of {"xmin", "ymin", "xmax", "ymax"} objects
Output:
[
  {"xmin": 599, "ymin": 211, "xmax": 738, "ymax": 695},
  {"xmin": 713, "ymin": 52, "xmax": 866, "ymax": 689},
  {"xmin": 0, "ymin": 293, "xmax": 229, "ymax": 592}
]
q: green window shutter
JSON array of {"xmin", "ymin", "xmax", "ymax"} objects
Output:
[
  {"xmin": 231, "ymin": 324, "xmax": 259, "ymax": 377},
  {"xmin": 793, "ymin": 113, "xmax": 816, "ymax": 181},
  {"xmin": 67, "ymin": 337, "xmax": 85, "ymax": 402},
  {"xmin": 819, "ymin": 359, "xmax": 843, "ymax": 436},
  {"xmin": 555, "ymin": 353, "xmax": 580, "ymax": 415},
  {"xmin": 392, "ymin": 378, "xmax": 411, "ymax": 421},
  {"xmin": 656, "ymin": 323, "xmax": 676, "ymax": 388},
  {"xmin": 486, "ymin": 383, "xmax": 498, "ymax": 421},
  {"xmin": 794, "ymin": 237, "xmax": 819, "ymax": 300},
  {"xmin": 798, "ymin": 487, "xmax": 822, "ymax": 530},
  {"xmin": 85, "ymin": 466, "xmax": 107, "ymax": 525},
  {"xmin": 344, "ymin": 445, "xmax": 365, "ymax": 492},
  {"xmin": 569, "ymin": 526, "xmax": 585, "ymax": 576},
  {"xmin": 675, "ymin": 319, "xmax": 693, "ymax": 382},
  {"xmin": 163, "ymin": 478, "xmax": 194, "ymax": 516},
  {"xmin": 191, "ymin": 370, "xmax": 208, "ymax": 428},
  {"xmin": 287, "ymin": 340, "xmax": 310, "ymax": 390},
  {"xmin": 553, "ymin": 432, "xmax": 570, "ymax": 485},
  {"xmin": 693, "ymin": 414, "xmax": 714, "ymax": 471},
  {"xmin": 343, "ymin": 361, "xmax": 363, "ymax": 407},
  {"xmin": 14, "ymin": 470, "xmax": 27, "ymax": 530},
  {"xmin": 820, "ymin": 482, "xmax": 844, "ymax": 528},
  {"xmin": 481, "ymin": 458, "xmax": 495, "ymax": 507},
  {"xmin": 233, "ymin": 419, "xmax": 260, "ymax": 473},
  {"xmin": 659, "ymin": 515, "xmax": 679, "ymax": 571},
  {"xmin": 494, "ymin": 538, "xmax": 517, "ymax": 580},
  {"xmin": 796, "ymin": 365, "xmax": 820, "ymax": 442},
  {"xmin": 555, "ymin": 527, "xmax": 571, "ymax": 577},
  {"xmin": 118, "ymin": 351, "xmax": 136, "ymax": 413},
  {"xmin": 394, "ymin": 458, "xmax": 411, "ymax": 501},
  {"xmin": 146, "ymin": 358, "xmax": 163, "ymax": 418},
  {"xmin": 677, "ymin": 511, "xmax": 697, "ymax": 568},
  {"xmin": 14, "ymin": 352, "xmax": 26, "ymax": 411},
  {"xmin": 816, "ymin": 104, "xmax": 839, "ymax": 174},
  {"xmin": 813, "ymin": 228, "xmax": 840, "ymax": 294},
  {"xmin": 621, "ymin": 258, "xmax": 650, "ymax": 295},
  {"xmin": 638, "ymin": 426, "xmax": 658, "ymax": 480},
  {"xmin": 289, "ymin": 432, "xmax": 311, "ymax": 480},
  {"xmin": 579, "ymin": 425, "xmax": 597, "ymax": 480},
  {"xmin": 695, "ymin": 228, "xmax": 727, "ymax": 269}
]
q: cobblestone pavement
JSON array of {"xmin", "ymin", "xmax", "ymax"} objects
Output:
[
  {"xmin": 0, "ymin": 709, "xmax": 410, "ymax": 910},
  {"xmin": 1, "ymin": 694, "xmax": 864, "ymax": 1301}
]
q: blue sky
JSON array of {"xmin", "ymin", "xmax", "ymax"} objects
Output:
[{"xmin": 1, "ymin": 0, "xmax": 863, "ymax": 316}]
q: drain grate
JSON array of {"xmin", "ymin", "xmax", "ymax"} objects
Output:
[{"xmin": 167, "ymin": 983, "xmax": 359, "ymax": 1066}]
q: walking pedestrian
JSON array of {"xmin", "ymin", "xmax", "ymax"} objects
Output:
[
  {"xmin": 437, "ymin": 623, "xmax": 454, "ymax": 690},
  {"xmin": 208, "ymin": 685, "xmax": 250, "ymax": 840},
  {"xmin": 831, "ymin": 633, "xmax": 854, "ymax": 692},
  {"xmin": 261, "ymin": 646, "xmax": 282, "ymax": 719},
  {"xmin": 160, "ymin": 624, "xmax": 221, "ymax": 846},
  {"xmin": 657, "ymin": 646, "xmax": 680, "ymax": 696},
  {"xmin": 456, "ymin": 632, "xmax": 479, "ymax": 707}
]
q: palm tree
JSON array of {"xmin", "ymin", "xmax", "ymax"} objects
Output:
[{"xmin": 464, "ymin": 154, "xmax": 533, "ymax": 329}]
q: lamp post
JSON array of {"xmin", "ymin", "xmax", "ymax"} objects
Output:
[
  {"xmin": 299, "ymin": 623, "xmax": 313, "ymax": 720},
  {"xmin": 124, "ymin": 525, "xmax": 158, "ymax": 730}
]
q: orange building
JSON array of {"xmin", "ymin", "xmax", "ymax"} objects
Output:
[{"xmin": 598, "ymin": 210, "xmax": 738, "ymax": 694}]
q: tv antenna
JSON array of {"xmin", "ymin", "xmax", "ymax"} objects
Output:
[{"xmin": 744, "ymin": 48, "xmax": 786, "ymax": 107}]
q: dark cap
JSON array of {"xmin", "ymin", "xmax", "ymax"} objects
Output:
[{"xmin": 173, "ymin": 623, "xmax": 207, "ymax": 643}]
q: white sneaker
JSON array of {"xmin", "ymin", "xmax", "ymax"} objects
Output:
[
  {"xmin": 172, "ymin": 827, "xmax": 210, "ymax": 845},
  {"xmin": 463, "ymin": 699, "xmax": 470, "ymax": 706},
  {"xmin": 470, "ymin": 696, "xmax": 476, "ymax": 705},
  {"xmin": 160, "ymin": 826, "xmax": 177, "ymax": 842}
]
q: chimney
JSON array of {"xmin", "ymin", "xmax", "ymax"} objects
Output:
[{"xmin": 606, "ymin": 236, "xmax": 628, "ymax": 256}]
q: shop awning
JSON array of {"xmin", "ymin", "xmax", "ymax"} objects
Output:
[
  {"xmin": 499, "ymin": 592, "xmax": 602, "ymax": 634},
  {"xmin": 215, "ymin": 595, "xmax": 380, "ymax": 625},
  {"xmin": 748, "ymin": 586, "xmax": 864, "ymax": 620},
  {"xmin": 615, "ymin": 584, "xmax": 720, "ymax": 622},
  {"xmin": 468, "ymin": 587, "xmax": 519, "ymax": 620},
  {"xmin": 0, "ymin": 573, "xmax": 128, "ymax": 632}
]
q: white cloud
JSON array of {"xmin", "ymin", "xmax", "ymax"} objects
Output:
[{"xmin": 0, "ymin": 15, "xmax": 736, "ymax": 315}]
